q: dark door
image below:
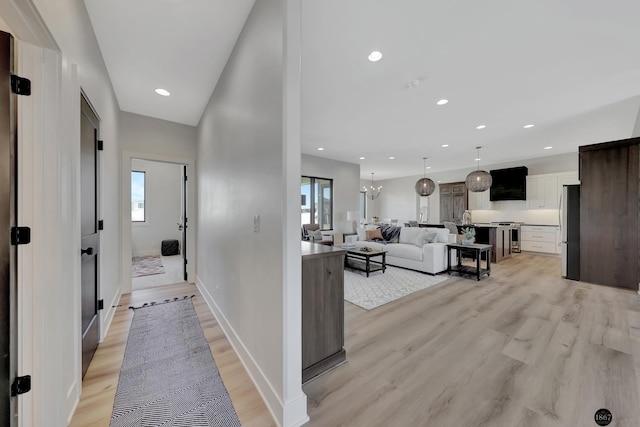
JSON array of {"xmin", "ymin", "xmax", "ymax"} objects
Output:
[
  {"xmin": 182, "ymin": 165, "xmax": 187, "ymax": 281},
  {"xmin": 80, "ymin": 95, "xmax": 100, "ymax": 377},
  {"xmin": 0, "ymin": 30, "xmax": 18, "ymax": 427}
]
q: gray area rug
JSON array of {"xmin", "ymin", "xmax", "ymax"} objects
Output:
[
  {"xmin": 131, "ymin": 255, "xmax": 166, "ymax": 278},
  {"xmin": 344, "ymin": 266, "xmax": 448, "ymax": 310},
  {"xmin": 110, "ymin": 297, "xmax": 242, "ymax": 427}
]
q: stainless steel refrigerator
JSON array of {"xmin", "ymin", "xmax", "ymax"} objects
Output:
[{"xmin": 561, "ymin": 185, "xmax": 580, "ymax": 280}]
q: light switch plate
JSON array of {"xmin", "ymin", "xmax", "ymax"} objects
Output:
[{"xmin": 254, "ymin": 215, "xmax": 260, "ymax": 233}]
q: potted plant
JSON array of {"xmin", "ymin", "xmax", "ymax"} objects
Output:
[
  {"xmin": 372, "ymin": 216, "xmax": 380, "ymax": 224},
  {"xmin": 461, "ymin": 227, "xmax": 476, "ymax": 245}
]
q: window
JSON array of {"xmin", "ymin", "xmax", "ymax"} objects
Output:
[
  {"xmin": 301, "ymin": 176, "xmax": 333, "ymax": 229},
  {"xmin": 131, "ymin": 171, "xmax": 145, "ymax": 222}
]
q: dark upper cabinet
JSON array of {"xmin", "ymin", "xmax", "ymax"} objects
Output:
[
  {"xmin": 579, "ymin": 137, "xmax": 640, "ymax": 290},
  {"xmin": 439, "ymin": 182, "xmax": 467, "ymax": 224}
]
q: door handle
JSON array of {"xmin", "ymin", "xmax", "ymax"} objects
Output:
[{"xmin": 81, "ymin": 247, "xmax": 94, "ymax": 256}]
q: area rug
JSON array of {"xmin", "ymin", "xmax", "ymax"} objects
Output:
[
  {"xmin": 344, "ymin": 266, "xmax": 448, "ymax": 310},
  {"xmin": 110, "ymin": 297, "xmax": 241, "ymax": 427},
  {"xmin": 131, "ymin": 255, "xmax": 165, "ymax": 278}
]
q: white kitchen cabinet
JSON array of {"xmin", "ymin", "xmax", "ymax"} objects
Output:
[
  {"xmin": 521, "ymin": 225, "xmax": 560, "ymax": 254},
  {"xmin": 526, "ymin": 175, "xmax": 559, "ymax": 209},
  {"xmin": 468, "ymin": 189, "xmax": 491, "ymax": 210}
]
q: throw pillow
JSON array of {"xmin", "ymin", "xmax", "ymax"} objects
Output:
[
  {"xmin": 366, "ymin": 228, "xmax": 384, "ymax": 241},
  {"xmin": 413, "ymin": 230, "xmax": 429, "ymax": 248},
  {"xmin": 425, "ymin": 232, "xmax": 438, "ymax": 243},
  {"xmin": 356, "ymin": 227, "xmax": 367, "ymax": 241}
]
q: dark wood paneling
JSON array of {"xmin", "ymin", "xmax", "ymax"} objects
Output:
[{"xmin": 580, "ymin": 142, "xmax": 639, "ymax": 290}]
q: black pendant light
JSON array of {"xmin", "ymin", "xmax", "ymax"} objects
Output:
[
  {"xmin": 465, "ymin": 146, "xmax": 492, "ymax": 192},
  {"xmin": 415, "ymin": 157, "xmax": 435, "ymax": 196}
]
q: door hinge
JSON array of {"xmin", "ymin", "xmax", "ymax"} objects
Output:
[
  {"xmin": 97, "ymin": 140, "xmax": 104, "ymax": 151},
  {"xmin": 11, "ymin": 375, "xmax": 31, "ymax": 396},
  {"xmin": 98, "ymin": 299, "xmax": 104, "ymax": 310},
  {"xmin": 185, "ymin": 259, "xmax": 188, "ymax": 265},
  {"xmin": 11, "ymin": 75, "xmax": 31, "ymax": 96},
  {"xmin": 10, "ymin": 227, "xmax": 31, "ymax": 245},
  {"xmin": 98, "ymin": 220, "xmax": 104, "ymax": 230},
  {"xmin": 184, "ymin": 175, "xmax": 187, "ymax": 181}
]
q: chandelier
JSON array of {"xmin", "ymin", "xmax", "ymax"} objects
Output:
[
  {"xmin": 415, "ymin": 157, "xmax": 435, "ymax": 196},
  {"xmin": 465, "ymin": 146, "xmax": 492, "ymax": 192},
  {"xmin": 363, "ymin": 172, "xmax": 382, "ymax": 200}
]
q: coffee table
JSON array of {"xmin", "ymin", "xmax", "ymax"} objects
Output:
[{"xmin": 344, "ymin": 247, "xmax": 387, "ymax": 277}]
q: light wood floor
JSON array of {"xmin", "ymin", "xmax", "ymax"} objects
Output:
[
  {"xmin": 304, "ymin": 253, "xmax": 640, "ymax": 427},
  {"xmin": 69, "ymin": 282, "xmax": 275, "ymax": 427},
  {"xmin": 70, "ymin": 254, "xmax": 640, "ymax": 427}
]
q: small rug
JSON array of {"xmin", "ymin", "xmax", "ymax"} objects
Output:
[
  {"xmin": 344, "ymin": 266, "xmax": 448, "ymax": 310},
  {"xmin": 131, "ymin": 255, "xmax": 165, "ymax": 278},
  {"xmin": 110, "ymin": 297, "xmax": 241, "ymax": 427}
]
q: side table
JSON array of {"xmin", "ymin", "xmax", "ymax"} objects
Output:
[{"xmin": 446, "ymin": 243, "xmax": 492, "ymax": 281}]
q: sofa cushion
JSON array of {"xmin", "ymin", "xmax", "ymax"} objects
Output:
[
  {"xmin": 413, "ymin": 230, "xmax": 432, "ymax": 247},
  {"xmin": 399, "ymin": 227, "xmax": 424, "ymax": 244},
  {"xmin": 386, "ymin": 243, "xmax": 422, "ymax": 261}
]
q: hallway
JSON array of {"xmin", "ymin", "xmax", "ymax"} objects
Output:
[{"xmin": 69, "ymin": 283, "xmax": 274, "ymax": 427}]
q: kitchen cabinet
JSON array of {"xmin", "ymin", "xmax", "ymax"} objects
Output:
[
  {"xmin": 468, "ymin": 189, "xmax": 491, "ymax": 210},
  {"xmin": 521, "ymin": 225, "xmax": 559, "ymax": 254},
  {"xmin": 301, "ymin": 242, "xmax": 346, "ymax": 383},
  {"xmin": 439, "ymin": 182, "xmax": 467, "ymax": 223},
  {"xmin": 526, "ymin": 175, "xmax": 558, "ymax": 209},
  {"xmin": 580, "ymin": 138, "xmax": 639, "ymax": 291}
]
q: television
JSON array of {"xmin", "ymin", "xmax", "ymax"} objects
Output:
[{"xmin": 490, "ymin": 166, "xmax": 528, "ymax": 201}]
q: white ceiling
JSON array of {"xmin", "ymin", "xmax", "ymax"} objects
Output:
[{"xmin": 85, "ymin": 0, "xmax": 640, "ymax": 180}]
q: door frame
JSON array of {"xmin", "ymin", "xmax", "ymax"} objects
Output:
[{"xmin": 121, "ymin": 150, "xmax": 195, "ymax": 294}]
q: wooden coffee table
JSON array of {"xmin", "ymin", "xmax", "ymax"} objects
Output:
[{"xmin": 344, "ymin": 247, "xmax": 387, "ymax": 277}]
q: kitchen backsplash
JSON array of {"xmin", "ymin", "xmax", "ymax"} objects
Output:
[{"xmin": 470, "ymin": 202, "xmax": 560, "ymax": 225}]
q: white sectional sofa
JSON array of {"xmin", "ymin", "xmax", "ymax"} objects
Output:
[{"xmin": 350, "ymin": 226, "xmax": 456, "ymax": 274}]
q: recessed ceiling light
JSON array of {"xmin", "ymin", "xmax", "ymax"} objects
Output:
[
  {"xmin": 476, "ymin": 125, "xmax": 486, "ymax": 130},
  {"xmin": 523, "ymin": 124, "xmax": 535, "ymax": 129},
  {"xmin": 317, "ymin": 147, "xmax": 324, "ymax": 151},
  {"xmin": 426, "ymin": 166, "xmax": 432, "ymax": 169},
  {"xmin": 441, "ymin": 144, "xmax": 449, "ymax": 148},
  {"xmin": 544, "ymin": 146, "xmax": 553, "ymax": 150},
  {"xmin": 389, "ymin": 156, "xmax": 396, "ymax": 160},
  {"xmin": 359, "ymin": 156, "xmax": 366, "ymax": 160},
  {"xmin": 368, "ymin": 51, "xmax": 382, "ymax": 62},
  {"xmin": 475, "ymin": 158, "xmax": 481, "ymax": 161},
  {"xmin": 437, "ymin": 180, "xmax": 441, "ymax": 183},
  {"xmin": 437, "ymin": 99, "xmax": 448, "ymax": 106},
  {"xmin": 155, "ymin": 88, "xmax": 170, "ymax": 96}
]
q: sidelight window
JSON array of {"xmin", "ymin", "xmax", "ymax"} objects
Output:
[{"xmin": 131, "ymin": 171, "xmax": 146, "ymax": 222}]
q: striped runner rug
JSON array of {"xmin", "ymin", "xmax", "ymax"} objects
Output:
[{"xmin": 110, "ymin": 297, "xmax": 241, "ymax": 426}]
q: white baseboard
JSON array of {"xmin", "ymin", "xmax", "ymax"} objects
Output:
[
  {"xmin": 196, "ymin": 276, "xmax": 307, "ymax": 427},
  {"xmin": 100, "ymin": 285, "xmax": 122, "ymax": 343}
]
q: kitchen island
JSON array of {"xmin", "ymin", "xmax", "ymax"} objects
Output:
[{"xmin": 458, "ymin": 224, "xmax": 513, "ymax": 264}]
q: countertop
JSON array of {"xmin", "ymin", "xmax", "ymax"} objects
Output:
[{"xmin": 301, "ymin": 241, "xmax": 346, "ymax": 260}]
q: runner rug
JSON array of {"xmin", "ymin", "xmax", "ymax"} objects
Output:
[
  {"xmin": 344, "ymin": 266, "xmax": 448, "ymax": 310},
  {"xmin": 110, "ymin": 297, "xmax": 241, "ymax": 427}
]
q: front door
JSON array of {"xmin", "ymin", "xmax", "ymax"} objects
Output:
[
  {"xmin": 80, "ymin": 95, "xmax": 100, "ymax": 377},
  {"xmin": 0, "ymin": 30, "xmax": 18, "ymax": 427}
]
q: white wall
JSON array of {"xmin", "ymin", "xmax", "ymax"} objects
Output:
[
  {"xmin": 301, "ymin": 154, "xmax": 360, "ymax": 241},
  {"xmin": 131, "ymin": 159, "xmax": 182, "ymax": 256},
  {"xmin": 1, "ymin": 0, "xmax": 122, "ymax": 425},
  {"xmin": 120, "ymin": 111, "xmax": 197, "ymax": 158},
  {"xmin": 196, "ymin": 1, "xmax": 307, "ymax": 426},
  {"xmin": 376, "ymin": 152, "xmax": 578, "ymax": 225}
]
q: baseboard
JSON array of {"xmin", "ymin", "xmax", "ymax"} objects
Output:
[
  {"xmin": 196, "ymin": 276, "xmax": 308, "ymax": 427},
  {"xmin": 100, "ymin": 285, "xmax": 122, "ymax": 343}
]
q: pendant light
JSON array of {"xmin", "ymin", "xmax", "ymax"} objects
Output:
[
  {"xmin": 415, "ymin": 157, "xmax": 435, "ymax": 196},
  {"xmin": 465, "ymin": 146, "xmax": 492, "ymax": 192},
  {"xmin": 363, "ymin": 172, "xmax": 382, "ymax": 200}
]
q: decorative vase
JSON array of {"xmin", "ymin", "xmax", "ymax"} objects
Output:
[{"xmin": 461, "ymin": 238, "xmax": 474, "ymax": 246}]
